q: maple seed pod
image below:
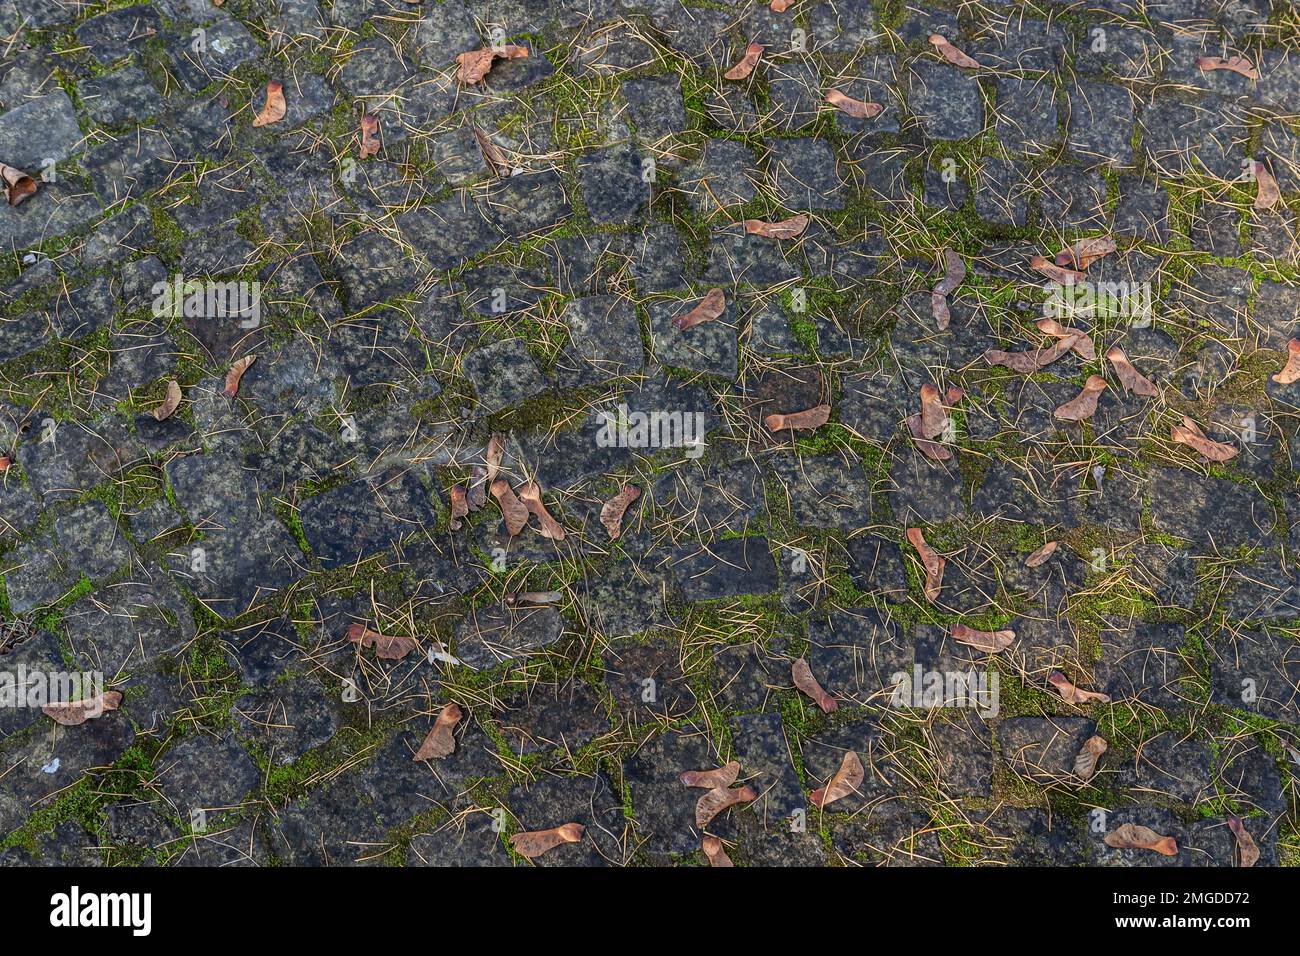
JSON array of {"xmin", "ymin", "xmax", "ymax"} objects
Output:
[
  {"xmin": 792, "ymin": 658, "xmax": 837, "ymax": 713},
  {"xmin": 702, "ymin": 835, "xmax": 734, "ymax": 866},
  {"xmin": 695, "ymin": 785, "xmax": 757, "ymax": 828},
  {"xmin": 414, "ymin": 702, "xmax": 462, "ymax": 760},
  {"xmin": 680, "ymin": 760, "xmax": 741, "ymax": 789}
]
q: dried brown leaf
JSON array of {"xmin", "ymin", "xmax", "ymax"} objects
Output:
[
  {"xmin": 471, "ymin": 126, "xmax": 509, "ymax": 177},
  {"xmin": 224, "ymin": 354, "xmax": 256, "ymax": 397},
  {"xmin": 414, "ymin": 702, "xmax": 462, "ymax": 760},
  {"xmin": 672, "ymin": 288, "xmax": 726, "ymax": 330},
  {"xmin": 0, "ymin": 162, "xmax": 37, "ymax": 207},
  {"xmin": 770, "ymin": 0, "xmax": 794, "ymax": 11},
  {"xmin": 252, "ymin": 80, "xmax": 287, "ymax": 127},
  {"xmin": 449, "ymin": 485, "xmax": 469, "ymax": 531},
  {"xmin": 810, "ymin": 750, "xmax": 864, "ymax": 808},
  {"xmin": 346, "ymin": 622, "xmax": 418, "ymax": 660},
  {"xmin": 1104, "ymin": 822, "xmax": 1179, "ymax": 856},
  {"xmin": 490, "ymin": 479, "xmax": 530, "ymax": 536},
  {"xmin": 600, "ymin": 484, "xmax": 640, "ymax": 540},
  {"xmin": 1227, "ymin": 816, "xmax": 1260, "ymax": 867},
  {"xmin": 1171, "ymin": 416, "xmax": 1238, "ymax": 462},
  {"xmin": 359, "ymin": 113, "xmax": 381, "ymax": 159},
  {"xmin": 456, "ymin": 44, "xmax": 529, "ymax": 84},
  {"xmin": 1054, "ymin": 374, "xmax": 1108, "ymax": 422},
  {"xmin": 824, "ymin": 88, "xmax": 884, "ymax": 119},
  {"xmin": 928, "ymin": 34, "xmax": 981, "ymax": 69},
  {"xmin": 906, "ymin": 527, "xmax": 945, "ymax": 603},
  {"xmin": 518, "ymin": 480, "xmax": 566, "ymax": 541},
  {"xmin": 1106, "ymin": 346, "xmax": 1159, "ymax": 397},
  {"xmin": 724, "ymin": 43, "xmax": 764, "ymax": 80},
  {"xmin": 1036, "ymin": 317, "xmax": 1095, "ymax": 361},
  {"xmin": 743, "ymin": 213, "xmax": 810, "ymax": 239},
  {"xmin": 485, "ymin": 432, "xmax": 506, "ymax": 484},
  {"xmin": 510, "ymin": 823, "xmax": 583, "ymax": 859},
  {"xmin": 695, "ymin": 786, "xmax": 757, "ymax": 828},
  {"xmin": 1048, "ymin": 669, "xmax": 1111, "ymax": 705},
  {"xmin": 1024, "ymin": 541, "xmax": 1058, "ymax": 567},
  {"xmin": 42, "ymin": 690, "xmax": 123, "ymax": 726},
  {"xmin": 1031, "ymin": 254, "xmax": 1087, "ymax": 285},
  {"xmin": 1253, "ymin": 161, "xmax": 1281, "ymax": 210},
  {"xmin": 765, "ymin": 403, "xmax": 831, "ymax": 432},
  {"xmin": 1055, "ymin": 236, "xmax": 1116, "ymax": 271},
  {"xmin": 680, "ymin": 760, "xmax": 741, "ymax": 789},
  {"xmin": 792, "ymin": 657, "xmax": 838, "ymax": 713},
  {"xmin": 1073, "ymin": 735, "xmax": 1108, "ymax": 782},
  {"xmin": 152, "ymin": 379, "xmax": 182, "ymax": 421},
  {"xmin": 984, "ymin": 336, "xmax": 1078, "ymax": 373},
  {"xmin": 1272, "ymin": 338, "xmax": 1300, "ymax": 385},
  {"xmin": 702, "ymin": 835, "xmax": 734, "ymax": 866},
  {"xmin": 1197, "ymin": 55, "xmax": 1258, "ymax": 79},
  {"xmin": 951, "ymin": 623, "xmax": 1015, "ymax": 653}
]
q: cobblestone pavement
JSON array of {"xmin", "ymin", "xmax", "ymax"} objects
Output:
[{"xmin": 0, "ymin": 0, "xmax": 1297, "ymax": 867}]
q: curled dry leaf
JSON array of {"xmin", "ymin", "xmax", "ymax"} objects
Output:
[
  {"xmin": 1073, "ymin": 734, "xmax": 1108, "ymax": 782},
  {"xmin": 906, "ymin": 527, "xmax": 945, "ymax": 603},
  {"xmin": 1056, "ymin": 236, "xmax": 1116, "ymax": 271},
  {"xmin": 1053, "ymin": 375, "xmax": 1108, "ymax": 422},
  {"xmin": 600, "ymin": 484, "xmax": 641, "ymax": 540},
  {"xmin": 1024, "ymin": 541, "xmax": 1058, "ymax": 567},
  {"xmin": 1036, "ymin": 317, "xmax": 1095, "ymax": 361},
  {"xmin": 931, "ymin": 292, "xmax": 951, "ymax": 332},
  {"xmin": 485, "ymin": 432, "xmax": 506, "ymax": 484},
  {"xmin": 449, "ymin": 485, "xmax": 469, "ymax": 531},
  {"xmin": 930, "ymin": 248, "xmax": 965, "ymax": 331},
  {"xmin": 928, "ymin": 34, "xmax": 981, "ymax": 69},
  {"xmin": 810, "ymin": 750, "xmax": 864, "ymax": 808},
  {"xmin": 765, "ymin": 403, "xmax": 830, "ymax": 432},
  {"xmin": 1272, "ymin": 339, "xmax": 1300, "ymax": 385},
  {"xmin": 358, "ymin": 113, "xmax": 381, "ymax": 159},
  {"xmin": 984, "ymin": 335, "xmax": 1078, "ymax": 373},
  {"xmin": 518, "ymin": 481, "xmax": 566, "ymax": 541},
  {"xmin": 252, "ymin": 80, "xmax": 287, "ymax": 127},
  {"xmin": 152, "ymin": 379, "xmax": 182, "ymax": 421},
  {"xmin": 1, "ymin": 162, "xmax": 37, "ymax": 207},
  {"xmin": 42, "ymin": 690, "xmax": 123, "ymax": 726},
  {"xmin": 346, "ymin": 622, "xmax": 418, "ymax": 660},
  {"xmin": 414, "ymin": 702, "xmax": 462, "ymax": 760},
  {"xmin": 680, "ymin": 760, "xmax": 740, "ymax": 789},
  {"xmin": 724, "ymin": 43, "xmax": 764, "ymax": 80},
  {"xmin": 695, "ymin": 785, "xmax": 757, "ymax": 828},
  {"xmin": 456, "ymin": 44, "xmax": 530, "ymax": 84},
  {"xmin": 1171, "ymin": 416, "xmax": 1238, "ymax": 462},
  {"xmin": 510, "ymin": 823, "xmax": 583, "ymax": 859},
  {"xmin": 701, "ymin": 835, "xmax": 734, "ymax": 866},
  {"xmin": 1227, "ymin": 816, "xmax": 1260, "ymax": 867},
  {"xmin": 490, "ymin": 479, "xmax": 530, "ymax": 536},
  {"xmin": 1253, "ymin": 161, "xmax": 1281, "ymax": 210},
  {"xmin": 1104, "ymin": 822, "xmax": 1178, "ymax": 856},
  {"xmin": 1106, "ymin": 346, "xmax": 1159, "ymax": 397},
  {"xmin": 743, "ymin": 213, "xmax": 810, "ymax": 239},
  {"xmin": 1197, "ymin": 55, "xmax": 1258, "ymax": 79},
  {"xmin": 951, "ymin": 623, "xmax": 1015, "ymax": 653},
  {"xmin": 824, "ymin": 88, "xmax": 884, "ymax": 119},
  {"xmin": 672, "ymin": 288, "xmax": 726, "ymax": 330},
  {"xmin": 792, "ymin": 657, "xmax": 838, "ymax": 714},
  {"xmin": 224, "ymin": 354, "xmax": 256, "ymax": 397},
  {"xmin": 1031, "ymin": 254, "xmax": 1087, "ymax": 285},
  {"xmin": 1048, "ymin": 669, "xmax": 1111, "ymax": 705},
  {"xmin": 504, "ymin": 590, "xmax": 562, "ymax": 606}
]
